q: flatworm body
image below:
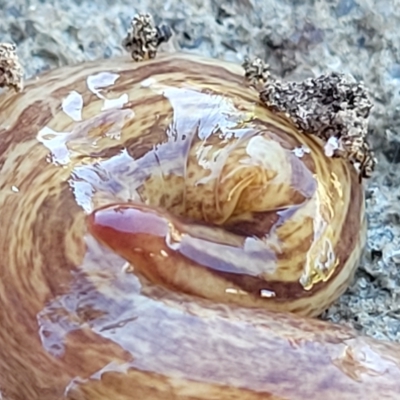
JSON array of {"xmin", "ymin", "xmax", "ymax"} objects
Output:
[{"xmin": 0, "ymin": 53, "xmax": 397, "ymax": 400}]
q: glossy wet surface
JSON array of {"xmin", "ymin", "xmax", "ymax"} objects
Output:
[{"xmin": 0, "ymin": 54, "xmax": 395, "ymax": 400}]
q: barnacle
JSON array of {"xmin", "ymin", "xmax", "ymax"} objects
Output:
[
  {"xmin": 0, "ymin": 42, "xmax": 23, "ymax": 92},
  {"xmin": 242, "ymin": 57, "xmax": 376, "ymax": 180}
]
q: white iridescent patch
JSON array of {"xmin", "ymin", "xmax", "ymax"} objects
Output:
[
  {"xmin": 324, "ymin": 136, "xmax": 339, "ymax": 157},
  {"xmin": 62, "ymin": 90, "xmax": 83, "ymax": 121}
]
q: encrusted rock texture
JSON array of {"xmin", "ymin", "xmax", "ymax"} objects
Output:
[{"xmin": 1, "ymin": 0, "xmax": 399, "ymax": 342}]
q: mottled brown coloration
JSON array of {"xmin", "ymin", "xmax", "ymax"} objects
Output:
[
  {"xmin": 0, "ymin": 53, "xmax": 397, "ymax": 400},
  {"xmin": 0, "ymin": 42, "xmax": 23, "ymax": 92},
  {"xmin": 122, "ymin": 13, "xmax": 172, "ymax": 62}
]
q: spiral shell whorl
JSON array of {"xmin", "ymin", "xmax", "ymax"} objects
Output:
[{"xmin": 0, "ymin": 54, "xmax": 375, "ymax": 400}]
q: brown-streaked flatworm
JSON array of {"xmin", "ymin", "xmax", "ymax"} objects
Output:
[{"xmin": 0, "ymin": 52, "xmax": 398, "ymax": 400}]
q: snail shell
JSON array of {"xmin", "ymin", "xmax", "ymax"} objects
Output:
[{"xmin": 0, "ymin": 53, "xmax": 399, "ymax": 400}]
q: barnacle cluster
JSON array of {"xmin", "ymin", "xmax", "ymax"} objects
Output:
[
  {"xmin": 243, "ymin": 57, "xmax": 376, "ymax": 180},
  {"xmin": 242, "ymin": 57, "xmax": 271, "ymax": 86},
  {"xmin": 122, "ymin": 13, "xmax": 172, "ymax": 61},
  {"xmin": 0, "ymin": 43, "xmax": 23, "ymax": 92}
]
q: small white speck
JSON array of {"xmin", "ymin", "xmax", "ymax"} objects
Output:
[
  {"xmin": 122, "ymin": 262, "xmax": 134, "ymax": 273},
  {"xmin": 160, "ymin": 249, "xmax": 168, "ymax": 257},
  {"xmin": 140, "ymin": 77, "xmax": 156, "ymax": 87},
  {"xmin": 11, "ymin": 185, "xmax": 19, "ymax": 192},
  {"xmin": 324, "ymin": 136, "xmax": 339, "ymax": 157},
  {"xmin": 292, "ymin": 145, "xmax": 311, "ymax": 158},
  {"xmin": 225, "ymin": 288, "xmax": 248, "ymax": 295},
  {"xmin": 260, "ymin": 289, "xmax": 276, "ymax": 298}
]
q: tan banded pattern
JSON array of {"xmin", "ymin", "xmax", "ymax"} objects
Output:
[{"xmin": 0, "ymin": 53, "xmax": 396, "ymax": 400}]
